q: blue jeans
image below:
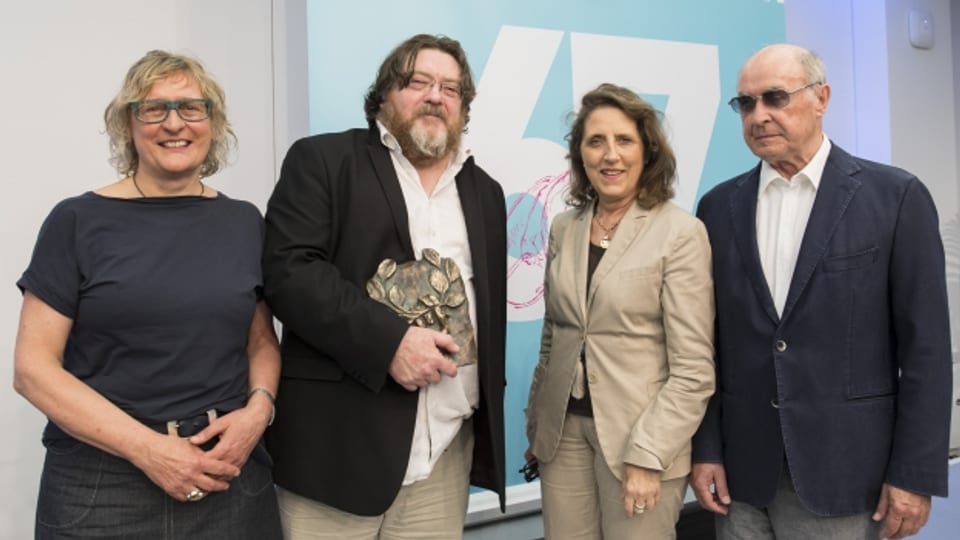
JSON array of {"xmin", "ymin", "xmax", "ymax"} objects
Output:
[{"xmin": 35, "ymin": 437, "xmax": 282, "ymax": 539}]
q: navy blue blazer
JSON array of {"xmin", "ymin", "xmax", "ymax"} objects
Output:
[{"xmin": 692, "ymin": 144, "xmax": 952, "ymax": 516}]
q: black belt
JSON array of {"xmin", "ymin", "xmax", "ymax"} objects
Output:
[{"xmin": 146, "ymin": 409, "xmax": 223, "ymax": 450}]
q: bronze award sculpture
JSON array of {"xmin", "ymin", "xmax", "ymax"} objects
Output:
[{"xmin": 366, "ymin": 248, "xmax": 477, "ymax": 367}]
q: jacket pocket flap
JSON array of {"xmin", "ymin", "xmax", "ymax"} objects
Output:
[{"xmin": 823, "ymin": 246, "xmax": 878, "ymax": 272}]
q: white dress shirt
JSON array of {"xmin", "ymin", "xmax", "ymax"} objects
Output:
[
  {"xmin": 378, "ymin": 121, "xmax": 479, "ymax": 485},
  {"xmin": 756, "ymin": 135, "xmax": 831, "ymax": 316}
]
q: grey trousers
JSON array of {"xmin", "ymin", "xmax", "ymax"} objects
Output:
[{"xmin": 716, "ymin": 466, "xmax": 881, "ymax": 540}]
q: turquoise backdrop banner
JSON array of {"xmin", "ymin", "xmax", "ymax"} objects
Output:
[{"xmin": 305, "ymin": 0, "xmax": 785, "ymax": 493}]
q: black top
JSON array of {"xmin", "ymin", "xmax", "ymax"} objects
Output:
[
  {"xmin": 18, "ymin": 192, "xmax": 264, "ymax": 441},
  {"xmin": 567, "ymin": 241, "xmax": 606, "ymax": 417}
]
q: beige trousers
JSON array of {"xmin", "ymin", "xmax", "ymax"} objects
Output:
[
  {"xmin": 277, "ymin": 422, "xmax": 474, "ymax": 540},
  {"xmin": 540, "ymin": 414, "xmax": 686, "ymax": 539}
]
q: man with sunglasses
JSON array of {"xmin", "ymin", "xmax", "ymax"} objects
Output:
[
  {"xmin": 261, "ymin": 34, "xmax": 506, "ymax": 538},
  {"xmin": 691, "ymin": 44, "xmax": 951, "ymax": 539}
]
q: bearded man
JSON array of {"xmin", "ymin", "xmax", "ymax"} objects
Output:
[{"xmin": 262, "ymin": 34, "xmax": 507, "ymax": 539}]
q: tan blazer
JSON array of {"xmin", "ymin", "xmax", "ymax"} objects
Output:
[{"xmin": 526, "ymin": 200, "xmax": 715, "ymax": 481}]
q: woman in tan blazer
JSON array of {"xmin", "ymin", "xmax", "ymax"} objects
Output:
[{"xmin": 525, "ymin": 83, "xmax": 715, "ymax": 539}]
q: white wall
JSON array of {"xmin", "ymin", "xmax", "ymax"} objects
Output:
[
  {"xmin": 955, "ymin": 0, "xmax": 960, "ymax": 198},
  {"xmin": 885, "ymin": 0, "xmax": 958, "ymax": 221},
  {"xmin": 0, "ymin": 1, "xmax": 276, "ymax": 536},
  {"xmin": 784, "ymin": 0, "xmax": 863, "ymax": 155}
]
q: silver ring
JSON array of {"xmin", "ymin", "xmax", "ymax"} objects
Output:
[
  {"xmin": 634, "ymin": 503, "xmax": 646, "ymax": 514},
  {"xmin": 186, "ymin": 488, "xmax": 206, "ymax": 502}
]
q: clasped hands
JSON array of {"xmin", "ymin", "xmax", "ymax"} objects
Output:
[
  {"xmin": 389, "ymin": 326, "xmax": 459, "ymax": 391},
  {"xmin": 134, "ymin": 402, "xmax": 271, "ymax": 502}
]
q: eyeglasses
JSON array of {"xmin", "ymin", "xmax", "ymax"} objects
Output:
[
  {"xmin": 129, "ymin": 98, "xmax": 212, "ymax": 124},
  {"xmin": 727, "ymin": 82, "xmax": 822, "ymax": 114},
  {"xmin": 406, "ymin": 75, "xmax": 462, "ymax": 99}
]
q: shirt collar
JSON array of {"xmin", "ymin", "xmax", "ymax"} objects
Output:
[{"xmin": 758, "ymin": 134, "xmax": 831, "ymax": 194}]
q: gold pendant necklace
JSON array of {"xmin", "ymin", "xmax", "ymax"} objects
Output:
[{"xmin": 594, "ymin": 213, "xmax": 621, "ymax": 249}]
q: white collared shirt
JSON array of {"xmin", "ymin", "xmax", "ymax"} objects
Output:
[
  {"xmin": 377, "ymin": 121, "xmax": 479, "ymax": 485},
  {"xmin": 756, "ymin": 135, "xmax": 831, "ymax": 316}
]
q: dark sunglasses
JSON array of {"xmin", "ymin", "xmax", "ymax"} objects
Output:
[{"xmin": 728, "ymin": 82, "xmax": 822, "ymax": 114}]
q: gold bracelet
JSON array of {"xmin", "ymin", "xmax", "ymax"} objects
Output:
[{"xmin": 248, "ymin": 387, "xmax": 276, "ymax": 426}]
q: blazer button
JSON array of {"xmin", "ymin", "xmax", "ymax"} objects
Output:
[
  {"xmin": 587, "ymin": 372, "xmax": 598, "ymax": 384},
  {"xmin": 771, "ymin": 399, "xmax": 780, "ymax": 409},
  {"xmin": 775, "ymin": 340, "xmax": 787, "ymax": 352}
]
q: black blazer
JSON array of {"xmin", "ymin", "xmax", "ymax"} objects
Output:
[
  {"xmin": 262, "ymin": 126, "xmax": 507, "ymax": 516},
  {"xmin": 692, "ymin": 144, "xmax": 952, "ymax": 516}
]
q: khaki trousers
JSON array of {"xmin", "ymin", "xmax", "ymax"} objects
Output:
[
  {"xmin": 277, "ymin": 421, "xmax": 474, "ymax": 540},
  {"xmin": 540, "ymin": 414, "xmax": 686, "ymax": 539}
]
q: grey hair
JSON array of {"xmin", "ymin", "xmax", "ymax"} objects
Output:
[{"xmin": 798, "ymin": 48, "xmax": 827, "ymax": 85}]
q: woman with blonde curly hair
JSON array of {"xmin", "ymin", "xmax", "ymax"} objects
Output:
[{"xmin": 14, "ymin": 50, "xmax": 281, "ymax": 539}]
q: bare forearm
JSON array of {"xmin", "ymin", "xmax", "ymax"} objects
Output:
[
  {"xmin": 245, "ymin": 301, "xmax": 281, "ymax": 424},
  {"xmin": 248, "ymin": 309, "xmax": 280, "ymax": 392},
  {"xmin": 14, "ymin": 356, "xmax": 157, "ymax": 462},
  {"xmin": 13, "ymin": 293, "xmax": 158, "ymax": 462}
]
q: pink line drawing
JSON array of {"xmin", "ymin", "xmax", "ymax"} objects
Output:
[{"xmin": 506, "ymin": 169, "xmax": 570, "ymax": 311}]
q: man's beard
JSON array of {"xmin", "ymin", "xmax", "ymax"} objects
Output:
[{"xmin": 382, "ymin": 104, "xmax": 463, "ymax": 165}]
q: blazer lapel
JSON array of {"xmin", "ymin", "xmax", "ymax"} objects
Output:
[
  {"xmin": 730, "ymin": 167, "xmax": 780, "ymax": 324},
  {"xmin": 366, "ymin": 127, "xmax": 415, "ymax": 259},
  {"xmin": 570, "ymin": 208, "xmax": 592, "ymax": 318},
  {"xmin": 455, "ymin": 157, "xmax": 489, "ymax": 293},
  {"xmin": 781, "ymin": 147, "xmax": 862, "ymax": 321}
]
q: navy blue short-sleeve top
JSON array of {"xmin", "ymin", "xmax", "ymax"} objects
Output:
[{"xmin": 18, "ymin": 192, "xmax": 264, "ymax": 440}]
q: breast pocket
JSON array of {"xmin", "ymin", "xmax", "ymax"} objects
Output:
[
  {"xmin": 822, "ymin": 246, "xmax": 878, "ymax": 272},
  {"xmin": 614, "ymin": 262, "xmax": 663, "ymax": 319},
  {"xmin": 619, "ymin": 262, "xmax": 661, "ymax": 281}
]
